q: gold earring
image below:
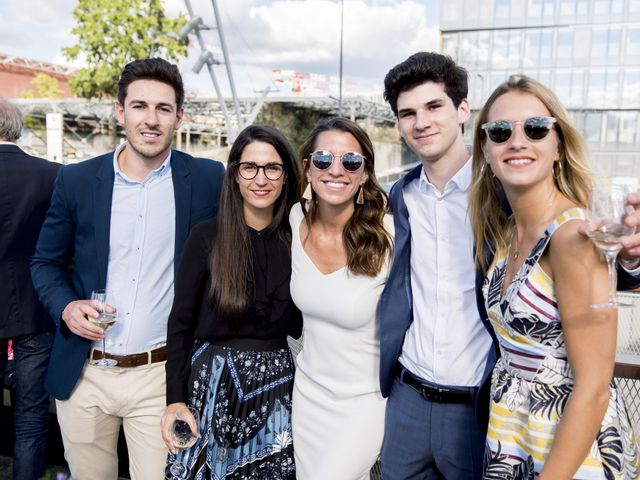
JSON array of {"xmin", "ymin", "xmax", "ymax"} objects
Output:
[
  {"xmin": 302, "ymin": 181, "xmax": 313, "ymax": 200},
  {"xmin": 553, "ymin": 160, "xmax": 563, "ymax": 180},
  {"xmin": 356, "ymin": 184, "xmax": 365, "ymax": 205}
]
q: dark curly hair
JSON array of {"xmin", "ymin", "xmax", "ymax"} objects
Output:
[{"xmin": 383, "ymin": 51, "xmax": 468, "ymax": 116}]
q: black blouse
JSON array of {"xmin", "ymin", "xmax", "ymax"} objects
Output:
[{"xmin": 166, "ymin": 218, "xmax": 302, "ymax": 404}]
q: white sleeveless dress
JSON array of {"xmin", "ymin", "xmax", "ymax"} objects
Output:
[{"xmin": 289, "ymin": 203, "xmax": 393, "ymax": 480}]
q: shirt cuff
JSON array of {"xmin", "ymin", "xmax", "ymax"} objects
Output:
[{"xmin": 620, "ymin": 257, "xmax": 640, "ymax": 273}]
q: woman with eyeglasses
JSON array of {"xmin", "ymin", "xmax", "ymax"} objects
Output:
[
  {"xmin": 289, "ymin": 117, "xmax": 393, "ymax": 479},
  {"xmin": 161, "ymin": 125, "xmax": 302, "ymax": 479},
  {"xmin": 469, "ymin": 75, "xmax": 640, "ymax": 479}
]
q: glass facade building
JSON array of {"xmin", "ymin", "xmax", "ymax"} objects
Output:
[{"xmin": 440, "ymin": 0, "xmax": 640, "ymax": 176}]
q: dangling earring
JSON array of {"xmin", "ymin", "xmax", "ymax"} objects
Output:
[
  {"xmin": 302, "ymin": 178, "xmax": 313, "ymax": 200},
  {"xmin": 356, "ymin": 184, "xmax": 365, "ymax": 205},
  {"xmin": 553, "ymin": 160, "xmax": 563, "ymax": 180}
]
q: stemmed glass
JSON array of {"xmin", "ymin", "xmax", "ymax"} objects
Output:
[
  {"xmin": 89, "ymin": 289, "xmax": 118, "ymax": 367},
  {"xmin": 169, "ymin": 406, "xmax": 200, "ymax": 479},
  {"xmin": 586, "ymin": 177, "xmax": 639, "ymax": 309}
]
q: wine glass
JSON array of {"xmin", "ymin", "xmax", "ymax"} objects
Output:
[
  {"xmin": 586, "ymin": 177, "xmax": 639, "ymax": 309},
  {"xmin": 169, "ymin": 406, "xmax": 200, "ymax": 478},
  {"xmin": 89, "ymin": 289, "xmax": 118, "ymax": 367}
]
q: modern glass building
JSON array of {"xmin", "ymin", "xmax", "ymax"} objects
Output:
[{"xmin": 440, "ymin": 0, "xmax": 640, "ymax": 176}]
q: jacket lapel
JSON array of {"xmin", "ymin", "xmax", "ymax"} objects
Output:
[
  {"xmin": 171, "ymin": 151, "xmax": 191, "ymax": 271},
  {"xmin": 94, "ymin": 154, "xmax": 115, "ymax": 288}
]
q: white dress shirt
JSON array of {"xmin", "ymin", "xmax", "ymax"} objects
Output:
[
  {"xmin": 94, "ymin": 142, "xmax": 176, "ymax": 354},
  {"xmin": 398, "ymin": 157, "xmax": 493, "ymax": 387}
]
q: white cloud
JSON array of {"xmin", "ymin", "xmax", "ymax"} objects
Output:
[
  {"xmin": 2, "ymin": 0, "xmax": 441, "ymax": 96},
  {"xmin": 175, "ymin": 0, "xmax": 440, "ymax": 96}
]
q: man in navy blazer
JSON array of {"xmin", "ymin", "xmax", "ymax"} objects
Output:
[
  {"xmin": 377, "ymin": 52, "xmax": 494, "ymax": 480},
  {"xmin": 31, "ymin": 59, "xmax": 224, "ymax": 479},
  {"xmin": 0, "ymin": 99, "xmax": 61, "ymax": 480}
]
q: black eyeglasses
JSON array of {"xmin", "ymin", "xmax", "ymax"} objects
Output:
[
  {"xmin": 481, "ymin": 116, "xmax": 557, "ymax": 144},
  {"xmin": 310, "ymin": 150, "xmax": 365, "ymax": 172},
  {"xmin": 237, "ymin": 162, "xmax": 285, "ymax": 180}
]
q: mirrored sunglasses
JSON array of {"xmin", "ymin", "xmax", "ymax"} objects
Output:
[
  {"xmin": 238, "ymin": 162, "xmax": 285, "ymax": 180},
  {"xmin": 481, "ymin": 116, "xmax": 557, "ymax": 144},
  {"xmin": 310, "ymin": 150, "xmax": 364, "ymax": 172}
]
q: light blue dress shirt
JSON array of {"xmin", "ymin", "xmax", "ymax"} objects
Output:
[{"xmin": 94, "ymin": 142, "xmax": 176, "ymax": 355}]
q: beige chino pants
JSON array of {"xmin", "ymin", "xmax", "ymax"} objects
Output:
[{"xmin": 55, "ymin": 360, "xmax": 167, "ymax": 479}]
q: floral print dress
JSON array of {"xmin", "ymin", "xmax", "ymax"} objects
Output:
[{"xmin": 483, "ymin": 208, "xmax": 640, "ymax": 479}]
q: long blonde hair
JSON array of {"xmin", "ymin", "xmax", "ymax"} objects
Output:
[{"xmin": 469, "ymin": 74, "xmax": 592, "ymax": 272}]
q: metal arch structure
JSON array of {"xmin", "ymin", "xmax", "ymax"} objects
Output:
[{"xmin": 13, "ymin": 94, "xmax": 395, "ymax": 139}]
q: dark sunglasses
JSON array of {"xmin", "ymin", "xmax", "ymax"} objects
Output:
[
  {"xmin": 481, "ymin": 116, "xmax": 557, "ymax": 144},
  {"xmin": 310, "ymin": 150, "xmax": 365, "ymax": 172}
]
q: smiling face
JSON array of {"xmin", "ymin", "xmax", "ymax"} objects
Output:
[
  {"xmin": 115, "ymin": 79, "xmax": 183, "ymax": 167},
  {"xmin": 483, "ymin": 90, "xmax": 560, "ymax": 191},
  {"xmin": 235, "ymin": 141, "xmax": 285, "ymax": 227},
  {"xmin": 307, "ymin": 129, "xmax": 368, "ymax": 211},
  {"xmin": 396, "ymin": 81, "xmax": 470, "ymax": 166}
]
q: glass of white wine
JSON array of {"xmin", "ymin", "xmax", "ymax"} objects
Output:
[
  {"xmin": 169, "ymin": 406, "xmax": 200, "ymax": 478},
  {"xmin": 586, "ymin": 177, "xmax": 639, "ymax": 309},
  {"xmin": 89, "ymin": 289, "xmax": 118, "ymax": 367}
]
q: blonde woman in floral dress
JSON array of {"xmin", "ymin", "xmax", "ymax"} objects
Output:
[{"xmin": 469, "ymin": 75, "xmax": 640, "ymax": 479}]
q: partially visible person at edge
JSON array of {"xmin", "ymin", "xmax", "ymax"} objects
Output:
[
  {"xmin": 470, "ymin": 74, "xmax": 640, "ymax": 479},
  {"xmin": 0, "ymin": 98, "xmax": 60, "ymax": 480},
  {"xmin": 290, "ymin": 117, "xmax": 394, "ymax": 479},
  {"xmin": 161, "ymin": 124, "xmax": 302, "ymax": 479},
  {"xmin": 30, "ymin": 58, "xmax": 224, "ymax": 479},
  {"xmin": 377, "ymin": 51, "xmax": 640, "ymax": 480}
]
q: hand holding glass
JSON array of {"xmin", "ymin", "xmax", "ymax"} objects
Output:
[
  {"xmin": 586, "ymin": 177, "xmax": 639, "ymax": 309},
  {"xmin": 169, "ymin": 406, "xmax": 200, "ymax": 478},
  {"xmin": 89, "ymin": 289, "xmax": 118, "ymax": 367}
]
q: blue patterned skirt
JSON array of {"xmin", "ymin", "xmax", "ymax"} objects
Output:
[{"xmin": 166, "ymin": 338, "xmax": 296, "ymax": 480}]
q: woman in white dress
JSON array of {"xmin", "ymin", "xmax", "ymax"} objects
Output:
[{"xmin": 290, "ymin": 117, "xmax": 394, "ymax": 479}]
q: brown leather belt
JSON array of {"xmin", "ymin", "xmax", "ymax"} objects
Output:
[{"xmin": 89, "ymin": 346, "xmax": 167, "ymax": 368}]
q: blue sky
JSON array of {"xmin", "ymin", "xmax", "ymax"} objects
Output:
[{"xmin": 1, "ymin": 0, "xmax": 441, "ymax": 97}]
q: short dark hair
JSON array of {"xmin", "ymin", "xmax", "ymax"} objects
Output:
[
  {"xmin": 383, "ymin": 52, "xmax": 468, "ymax": 116},
  {"xmin": 117, "ymin": 58, "xmax": 185, "ymax": 110}
]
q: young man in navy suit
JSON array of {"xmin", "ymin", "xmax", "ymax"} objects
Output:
[
  {"xmin": 378, "ymin": 52, "xmax": 640, "ymax": 480},
  {"xmin": 31, "ymin": 58, "xmax": 224, "ymax": 479},
  {"xmin": 378, "ymin": 52, "xmax": 493, "ymax": 480},
  {"xmin": 0, "ymin": 99, "xmax": 61, "ymax": 480}
]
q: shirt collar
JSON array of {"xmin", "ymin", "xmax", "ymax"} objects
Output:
[
  {"xmin": 112, "ymin": 142, "xmax": 172, "ymax": 183},
  {"xmin": 418, "ymin": 145, "xmax": 473, "ymax": 195},
  {"xmin": 0, "ymin": 141, "xmax": 18, "ymax": 146}
]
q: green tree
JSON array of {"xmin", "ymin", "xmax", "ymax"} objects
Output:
[
  {"xmin": 64, "ymin": 0, "xmax": 187, "ymax": 99},
  {"xmin": 22, "ymin": 73, "xmax": 63, "ymax": 99}
]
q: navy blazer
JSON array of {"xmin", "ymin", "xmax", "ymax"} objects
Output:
[
  {"xmin": 0, "ymin": 145, "xmax": 60, "ymax": 339},
  {"xmin": 377, "ymin": 164, "xmax": 499, "ymax": 425},
  {"xmin": 31, "ymin": 150, "xmax": 224, "ymax": 399}
]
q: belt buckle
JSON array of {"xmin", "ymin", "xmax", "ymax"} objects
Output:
[{"xmin": 422, "ymin": 385, "xmax": 443, "ymax": 403}]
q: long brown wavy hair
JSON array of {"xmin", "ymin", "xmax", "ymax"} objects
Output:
[
  {"xmin": 469, "ymin": 74, "xmax": 592, "ymax": 273},
  {"xmin": 209, "ymin": 125, "xmax": 301, "ymax": 323},
  {"xmin": 299, "ymin": 117, "xmax": 392, "ymax": 277}
]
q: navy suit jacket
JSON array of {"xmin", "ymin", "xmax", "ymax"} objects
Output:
[
  {"xmin": 378, "ymin": 164, "xmax": 499, "ymax": 426},
  {"xmin": 0, "ymin": 144, "xmax": 60, "ymax": 339},
  {"xmin": 31, "ymin": 150, "xmax": 224, "ymax": 399}
]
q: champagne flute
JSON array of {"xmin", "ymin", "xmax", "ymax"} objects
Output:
[
  {"xmin": 89, "ymin": 289, "xmax": 118, "ymax": 367},
  {"xmin": 586, "ymin": 177, "xmax": 639, "ymax": 309},
  {"xmin": 169, "ymin": 406, "xmax": 200, "ymax": 478}
]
